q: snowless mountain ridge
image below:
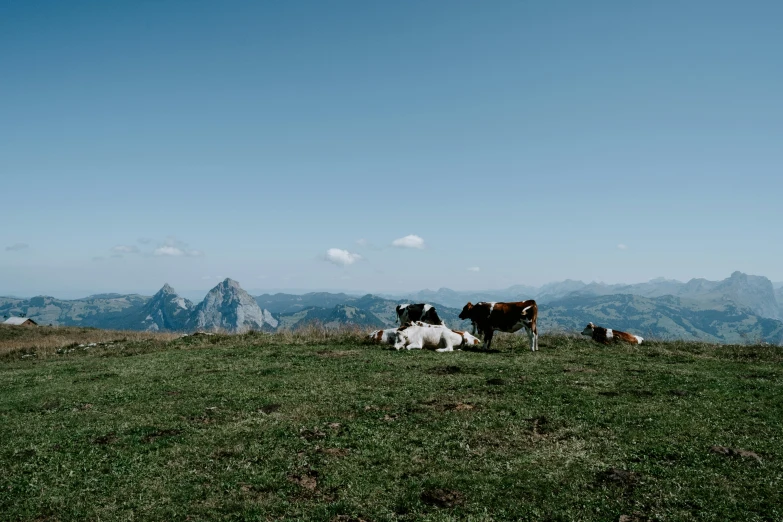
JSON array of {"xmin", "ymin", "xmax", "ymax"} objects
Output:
[{"xmin": 2, "ymin": 273, "xmax": 783, "ymax": 342}]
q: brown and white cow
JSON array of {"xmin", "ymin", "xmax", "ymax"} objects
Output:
[
  {"xmin": 367, "ymin": 328, "xmax": 398, "ymax": 346},
  {"xmin": 458, "ymin": 300, "xmax": 539, "ymax": 351},
  {"xmin": 581, "ymin": 322, "xmax": 643, "ymax": 345}
]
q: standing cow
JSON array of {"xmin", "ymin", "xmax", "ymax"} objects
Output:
[
  {"xmin": 395, "ymin": 303, "xmax": 446, "ymax": 326},
  {"xmin": 459, "ymin": 300, "xmax": 539, "ymax": 351}
]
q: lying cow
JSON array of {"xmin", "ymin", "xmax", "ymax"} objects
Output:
[
  {"xmin": 459, "ymin": 300, "xmax": 539, "ymax": 351},
  {"xmin": 393, "ymin": 323, "xmax": 481, "ymax": 352},
  {"xmin": 581, "ymin": 322, "xmax": 643, "ymax": 345},
  {"xmin": 367, "ymin": 328, "xmax": 398, "ymax": 345},
  {"xmin": 395, "ymin": 303, "xmax": 445, "ymax": 326}
]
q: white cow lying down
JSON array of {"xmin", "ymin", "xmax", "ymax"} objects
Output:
[
  {"xmin": 393, "ymin": 323, "xmax": 481, "ymax": 352},
  {"xmin": 367, "ymin": 328, "xmax": 398, "ymax": 345}
]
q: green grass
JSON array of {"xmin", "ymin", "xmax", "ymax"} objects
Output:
[{"xmin": 1, "ymin": 330, "xmax": 782, "ymax": 521}]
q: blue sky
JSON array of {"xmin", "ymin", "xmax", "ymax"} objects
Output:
[{"xmin": 2, "ymin": 1, "xmax": 782, "ymax": 299}]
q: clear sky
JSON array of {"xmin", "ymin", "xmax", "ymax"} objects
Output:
[{"xmin": 2, "ymin": 0, "xmax": 782, "ymax": 299}]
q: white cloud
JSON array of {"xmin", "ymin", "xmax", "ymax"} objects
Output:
[
  {"xmin": 617, "ymin": 244, "xmax": 628, "ymax": 250},
  {"xmin": 5, "ymin": 243, "xmax": 29, "ymax": 251},
  {"xmin": 111, "ymin": 245, "xmax": 140, "ymax": 254},
  {"xmin": 325, "ymin": 248, "xmax": 362, "ymax": 266},
  {"xmin": 392, "ymin": 234, "xmax": 425, "ymax": 249},
  {"xmin": 153, "ymin": 237, "xmax": 203, "ymax": 257},
  {"xmin": 356, "ymin": 238, "xmax": 368, "ymax": 247},
  {"xmin": 154, "ymin": 246, "xmax": 185, "ymax": 257},
  {"xmin": 467, "ymin": 267, "xmax": 480, "ymax": 272}
]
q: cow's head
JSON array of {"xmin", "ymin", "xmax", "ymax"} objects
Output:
[
  {"xmin": 460, "ymin": 331, "xmax": 481, "ymax": 346},
  {"xmin": 393, "ymin": 330, "xmax": 409, "ymax": 350},
  {"xmin": 581, "ymin": 322, "xmax": 596, "ymax": 336},
  {"xmin": 458, "ymin": 302, "xmax": 474, "ymax": 320}
]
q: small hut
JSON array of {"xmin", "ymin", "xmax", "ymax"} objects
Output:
[{"xmin": 2, "ymin": 317, "xmax": 38, "ymax": 326}]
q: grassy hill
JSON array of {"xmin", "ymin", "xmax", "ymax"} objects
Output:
[{"xmin": 1, "ymin": 325, "xmax": 782, "ymax": 520}]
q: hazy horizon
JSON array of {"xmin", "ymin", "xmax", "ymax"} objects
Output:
[
  {"xmin": 2, "ymin": 271, "xmax": 781, "ymax": 303},
  {"xmin": 3, "ymin": 2, "xmax": 782, "ymax": 297}
]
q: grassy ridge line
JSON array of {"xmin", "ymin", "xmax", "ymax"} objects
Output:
[{"xmin": 4, "ymin": 323, "xmax": 783, "ymax": 362}]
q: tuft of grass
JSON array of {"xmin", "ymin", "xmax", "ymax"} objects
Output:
[{"xmin": 1, "ymin": 329, "xmax": 782, "ymax": 520}]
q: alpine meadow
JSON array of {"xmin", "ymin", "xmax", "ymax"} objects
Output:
[
  {"xmin": 3, "ymin": 1, "xmax": 783, "ymax": 521},
  {"xmin": 1, "ymin": 325, "xmax": 782, "ymax": 520}
]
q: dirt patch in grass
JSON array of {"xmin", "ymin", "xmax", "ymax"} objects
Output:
[
  {"xmin": 526, "ymin": 416, "xmax": 550, "ymax": 436},
  {"xmin": 92, "ymin": 432, "xmax": 117, "ymax": 445},
  {"xmin": 428, "ymin": 365, "xmax": 462, "ymax": 375},
  {"xmin": 290, "ymin": 472, "xmax": 318, "ymax": 491},
  {"xmin": 13, "ymin": 449, "xmax": 37, "ymax": 461},
  {"xmin": 445, "ymin": 402, "xmax": 475, "ymax": 411},
  {"xmin": 597, "ymin": 468, "xmax": 640, "ymax": 489},
  {"xmin": 40, "ymin": 399, "xmax": 61, "ymax": 412},
  {"xmin": 322, "ymin": 447, "xmax": 350, "ymax": 457},
  {"xmin": 300, "ymin": 427, "xmax": 326, "ymax": 440},
  {"xmin": 710, "ymin": 445, "xmax": 762, "ymax": 463},
  {"xmin": 486, "ymin": 377, "xmax": 505, "ymax": 385},
  {"xmin": 670, "ymin": 389, "xmax": 688, "ymax": 396},
  {"xmin": 142, "ymin": 429, "xmax": 182, "ymax": 443},
  {"xmin": 564, "ymin": 367, "xmax": 598, "ymax": 374},
  {"xmin": 258, "ymin": 403, "xmax": 281, "ymax": 414},
  {"xmin": 421, "ymin": 488, "xmax": 465, "ymax": 508}
]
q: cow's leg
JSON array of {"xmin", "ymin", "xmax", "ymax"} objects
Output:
[
  {"xmin": 526, "ymin": 326, "xmax": 535, "ymax": 352},
  {"xmin": 534, "ymin": 322, "xmax": 539, "ymax": 351},
  {"xmin": 484, "ymin": 329, "xmax": 494, "ymax": 350}
]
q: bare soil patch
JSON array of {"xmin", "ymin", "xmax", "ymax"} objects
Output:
[
  {"xmin": 597, "ymin": 468, "xmax": 640, "ymax": 489},
  {"xmin": 142, "ymin": 429, "xmax": 182, "ymax": 443},
  {"xmin": 421, "ymin": 488, "xmax": 465, "ymax": 508},
  {"xmin": 428, "ymin": 365, "xmax": 462, "ymax": 375},
  {"xmin": 258, "ymin": 403, "xmax": 281, "ymax": 414},
  {"xmin": 92, "ymin": 432, "xmax": 117, "ymax": 445},
  {"xmin": 710, "ymin": 445, "xmax": 762, "ymax": 463}
]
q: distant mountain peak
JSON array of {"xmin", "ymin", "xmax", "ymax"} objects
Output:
[
  {"xmin": 140, "ymin": 283, "xmax": 193, "ymax": 331},
  {"xmin": 219, "ymin": 278, "xmax": 241, "ymax": 288},
  {"xmin": 188, "ymin": 279, "xmax": 277, "ymax": 332}
]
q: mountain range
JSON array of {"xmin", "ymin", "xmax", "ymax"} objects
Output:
[
  {"xmin": 2, "ymin": 273, "xmax": 783, "ymax": 345},
  {"xmin": 390, "ymin": 271, "xmax": 782, "ymax": 321}
]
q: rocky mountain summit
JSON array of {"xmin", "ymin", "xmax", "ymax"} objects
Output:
[
  {"xmin": 187, "ymin": 278, "xmax": 278, "ymax": 333},
  {"xmin": 139, "ymin": 283, "xmax": 193, "ymax": 331}
]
